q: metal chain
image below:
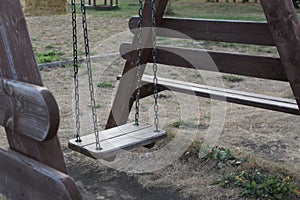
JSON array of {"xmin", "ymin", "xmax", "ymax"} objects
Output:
[
  {"xmin": 71, "ymin": 0, "xmax": 82, "ymax": 142},
  {"xmin": 152, "ymin": 0, "xmax": 159, "ymax": 132},
  {"xmin": 80, "ymin": 0, "xmax": 101, "ymax": 150},
  {"xmin": 135, "ymin": 0, "xmax": 143, "ymax": 126}
]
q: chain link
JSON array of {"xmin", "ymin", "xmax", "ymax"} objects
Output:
[
  {"xmin": 152, "ymin": 0, "xmax": 159, "ymax": 132},
  {"xmin": 71, "ymin": 0, "xmax": 82, "ymax": 143},
  {"xmin": 135, "ymin": 0, "xmax": 144, "ymax": 126},
  {"xmin": 80, "ymin": 0, "xmax": 101, "ymax": 150}
]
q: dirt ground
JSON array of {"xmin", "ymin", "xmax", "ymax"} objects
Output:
[{"xmin": 1, "ymin": 14, "xmax": 300, "ymax": 199}]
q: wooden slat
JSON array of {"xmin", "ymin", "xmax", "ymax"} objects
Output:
[
  {"xmin": 0, "ymin": 77, "xmax": 59, "ymax": 141},
  {"xmin": 261, "ymin": 0, "xmax": 300, "ymax": 109},
  {"xmin": 120, "ymin": 43, "xmax": 287, "ymax": 82},
  {"xmin": 69, "ymin": 123, "xmax": 167, "ymax": 160},
  {"xmin": 0, "ymin": 147, "xmax": 82, "ymax": 200},
  {"xmin": 129, "ymin": 17, "xmax": 275, "ymax": 46},
  {"xmin": 0, "ymin": 0, "xmax": 67, "ymax": 173},
  {"xmin": 106, "ymin": 0, "xmax": 169, "ymax": 129},
  {"xmin": 141, "ymin": 75, "xmax": 300, "ymax": 115}
]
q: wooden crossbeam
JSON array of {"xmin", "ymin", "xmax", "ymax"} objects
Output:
[
  {"xmin": 129, "ymin": 17, "xmax": 275, "ymax": 46},
  {"xmin": 120, "ymin": 43, "xmax": 287, "ymax": 81}
]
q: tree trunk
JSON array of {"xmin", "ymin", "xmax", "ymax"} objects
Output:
[{"xmin": 24, "ymin": 0, "xmax": 67, "ymax": 16}]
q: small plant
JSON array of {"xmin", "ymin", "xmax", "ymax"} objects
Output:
[
  {"xmin": 213, "ymin": 170, "xmax": 300, "ymax": 199},
  {"xmin": 36, "ymin": 50, "xmax": 64, "ymax": 64},
  {"xmin": 97, "ymin": 82, "xmax": 114, "ymax": 88},
  {"xmin": 200, "ymin": 146, "xmax": 246, "ymax": 168},
  {"xmin": 222, "ymin": 75, "xmax": 244, "ymax": 83},
  {"xmin": 45, "ymin": 44, "xmax": 54, "ymax": 49},
  {"xmin": 170, "ymin": 120, "xmax": 198, "ymax": 129}
]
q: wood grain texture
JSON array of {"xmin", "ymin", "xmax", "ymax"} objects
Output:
[
  {"xmin": 260, "ymin": 0, "xmax": 300, "ymax": 109},
  {"xmin": 106, "ymin": 0, "xmax": 169, "ymax": 129},
  {"xmin": 0, "ymin": 0, "xmax": 67, "ymax": 173},
  {"xmin": 120, "ymin": 43, "xmax": 287, "ymax": 81},
  {"xmin": 69, "ymin": 123, "xmax": 166, "ymax": 160},
  {"xmin": 141, "ymin": 75, "xmax": 300, "ymax": 115},
  {"xmin": 0, "ymin": 147, "xmax": 82, "ymax": 200},
  {"xmin": 0, "ymin": 77, "xmax": 59, "ymax": 141},
  {"xmin": 129, "ymin": 17, "xmax": 275, "ymax": 46}
]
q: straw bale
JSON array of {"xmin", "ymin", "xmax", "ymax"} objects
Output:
[{"xmin": 24, "ymin": 0, "xmax": 67, "ymax": 16}]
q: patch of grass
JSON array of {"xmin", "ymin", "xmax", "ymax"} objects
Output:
[
  {"xmin": 45, "ymin": 44, "xmax": 54, "ymax": 49},
  {"xmin": 222, "ymin": 75, "xmax": 244, "ymax": 83},
  {"xmin": 199, "ymin": 146, "xmax": 247, "ymax": 169},
  {"xmin": 170, "ymin": 120, "xmax": 198, "ymax": 129},
  {"xmin": 213, "ymin": 170, "xmax": 300, "ymax": 199},
  {"xmin": 97, "ymin": 82, "xmax": 114, "ymax": 88},
  {"xmin": 36, "ymin": 50, "xmax": 64, "ymax": 64}
]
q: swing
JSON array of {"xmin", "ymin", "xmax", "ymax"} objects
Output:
[{"xmin": 68, "ymin": 0, "xmax": 166, "ymax": 161}]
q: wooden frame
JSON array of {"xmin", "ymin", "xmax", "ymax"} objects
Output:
[
  {"xmin": 1, "ymin": 0, "xmax": 300, "ymax": 199},
  {"xmin": 86, "ymin": 0, "xmax": 118, "ymax": 10},
  {"xmin": 107, "ymin": 0, "xmax": 300, "ymax": 129},
  {"xmin": 0, "ymin": 1, "xmax": 81, "ymax": 199}
]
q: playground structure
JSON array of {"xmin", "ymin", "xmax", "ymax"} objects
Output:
[
  {"xmin": 86, "ymin": 0, "xmax": 118, "ymax": 10},
  {"xmin": 0, "ymin": 0, "xmax": 300, "ymax": 199}
]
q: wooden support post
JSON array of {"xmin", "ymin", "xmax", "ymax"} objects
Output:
[
  {"xmin": 260, "ymin": 0, "xmax": 300, "ymax": 109},
  {"xmin": 106, "ymin": 0, "xmax": 169, "ymax": 129},
  {"xmin": 0, "ymin": 0, "xmax": 67, "ymax": 173}
]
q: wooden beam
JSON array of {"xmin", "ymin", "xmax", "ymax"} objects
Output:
[
  {"xmin": 0, "ymin": 77, "xmax": 59, "ymax": 141},
  {"xmin": 260, "ymin": 0, "xmax": 300, "ymax": 109},
  {"xmin": 0, "ymin": 147, "xmax": 82, "ymax": 200},
  {"xmin": 120, "ymin": 43, "xmax": 287, "ymax": 81},
  {"xmin": 129, "ymin": 17, "xmax": 275, "ymax": 46},
  {"xmin": 106, "ymin": 0, "xmax": 169, "ymax": 129},
  {"xmin": 140, "ymin": 75, "xmax": 299, "ymax": 115},
  {"xmin": 0, "ymin": 0, "xmax": 67, "ymax": 173}
]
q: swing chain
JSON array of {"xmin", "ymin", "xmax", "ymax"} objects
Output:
[
  {"xmin": 135, "ymin": 0, "xmax": 144, "ymax": 126},
  {"xmin": 71, "ymin": 0, "xmax": 82, "ymax": 142},
  {"xmin": 152, "ymin": 0, "xmax": 159, "ymax": 132},
  {"xmin": 80, "ymin": 0, "xmax": 101, "ymax": 150}
]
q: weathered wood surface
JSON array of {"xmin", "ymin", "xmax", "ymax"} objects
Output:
[
  {"xmin": 0, "ymin": 77, "xmax": 59, "ymax": 141},
  {"xmin": 0, "ymin": 147, "xmax": 82, "ymax": 200},
  {"xmin": 129, "ymin": 17, "xmax": 275, "ymax": 46},
  {"xmin": 120, "ymin": 43, "xmax": 287, "ymax": 81},
  {"xmin": 106, "ymin": 0, "xmax": 169, "ymax": 129},
  {"xmin": 260, "ymin": 0, "xmax": 300, "ymax": 109},
  {"xmin": 0, "ymin": 0, "xmax": 67, "ymax": 173},
  {"xmin": 69, "ymin": 123, "xmax": 166, "ymax": 160},
  {"xmin": 140, "ymin": 75, "xmax": 300, "ymax": 115}
]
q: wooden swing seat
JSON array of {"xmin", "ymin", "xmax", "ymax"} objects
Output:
[{"xmin": 68, "ymin": 123, "xmax": 166, "ymax": 161}]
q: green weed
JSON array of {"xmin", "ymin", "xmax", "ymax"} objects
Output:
[
  {"xmin": 213, "ymin": 170, "xmax": 300, "ymax": 199},
  {"xmin": 97, "ymin": 82, "xmax": 114, "ymax": 88},
  {"xmin": 222, "ymin": 75, "xmax": 244, "ymax": 83},
  {"xmin": 36, "ymin": 50, "xmax": 64, "ymax": 63}
]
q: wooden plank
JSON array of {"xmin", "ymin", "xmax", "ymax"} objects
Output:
[
  {"xmin": 0, "ymin": 77, "xmax": 59, "ymax": 141},
  {"xmin": 129, "ymin": 17, "xmax": 275, "ymax": 46},
  {"xmin": 0, "ymin": 0, "xmax": 67, "ymax": 173},
  {"xmin": 260, "ymin": 0, "xmax": 300, "ymax": 109},
  {"xmin": 69, "ymin": 123, "xmax": 167, "ymax": 160},
  {"xmin": 120, "ymin": 43, "xmax": 287, "ymax": 82},
  {"xmin": 0, "ymin": 147, "xmax": 82, "ymax": 200},
  {"xmin": 106, "ymin": 0, "xmax": 169, "ymax": 129},
  {"xmin": 140, "ymin": 75, "xmax": 300, "ymax": 115}
]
